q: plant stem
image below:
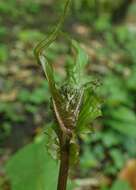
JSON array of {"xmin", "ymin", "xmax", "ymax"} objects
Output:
[{"xmin": 57, "ymin": 140, "xmax": 70, "ymax": 190}]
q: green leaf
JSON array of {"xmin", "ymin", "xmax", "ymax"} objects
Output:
[
  {"xmin": 111, "ymin": 180, "xmax": 132, "ymax": 190},
  {"xmin": 110, "ymin": 106, "xmax": 136, "ymax": 123},
  {"xmin": 110, "ymin": 149, "xmax": 125, "ymax": 170},
  {"xmin": 46, "ymin": 127, "xmax": 59, "ymax": 160},
  {"xmin": 101, "ymin": 74, "xmax": 130, "ymax": 106},
  {"xmin": 6, "ymin": 136, "xmax": 59, "ymax": 190},
  {"xmin": 102, "ymin": 132, "xmax": 121, "ymax": 147},
  {"xmin": 0, "ymin": 45, "xmax": 8, "ymax": 62},
  {"xmin": 6, "ymin": 136, "xmax": 74, "ymax": 190},
  {"xmin": 30, "ymin": 88, "xmax": 48, "ymax": 104},
  {"xmin": 107, "ymin": 119, "xmax": 136, "ymax": 138},
  {"xmin": 77, "ymin": 89, "xmax": 102, "ymax": 134},
  {"xmin": 80, "ymin": 146, "xmax": 98, "ymax": 168},
  {"xmin": 39, "ymin": 55, "xmax": 62, "ymax": 102},
  {"xmin": 66, "ymin": 40, "xmax": 88, "ymax": 87},
  {"xmin": 106, "ymin": 106, "xmax": 136, "ymax": 138},
  {"xmin": 18, "ymin": 30, "xmax": 44, "ymax": 43}
]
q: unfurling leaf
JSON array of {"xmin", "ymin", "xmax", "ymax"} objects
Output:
[
  {"xmin": 34, "ymin": 0, "xmax": 102, "ymax": 167},
  {"xmin": 65, "ymin": 40, "xmax": 89, "ymax": 87},
  {"xmin": 43, "ymin": 41, "xmax": 102, "ymax": 164},
  {"xmin": 76, "ymin": 87, "xmax": 102, "ymax": 135}
]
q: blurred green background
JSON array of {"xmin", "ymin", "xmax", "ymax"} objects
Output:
[{"xmin": 0, "ymin": 0, "xmax": 136, "ymax": 190}]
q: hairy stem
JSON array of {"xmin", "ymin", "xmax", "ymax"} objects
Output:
[{"xmin": 57, "ymin": 140, "xmax": 70, "ymax": 190}]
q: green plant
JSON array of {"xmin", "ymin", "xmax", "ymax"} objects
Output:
[
  {"xmin": 110, "ymin": 179, "xmax": 132, "ymax": 190},
  {"xmin": 6, "ymin": 134, "xmax": 74, "ymax": 190},
  {"xmin": 34, "ymin": 0, "xmax": 101, "ymax": 190},
  {"xmin": 0, "ymin": 45, "xmax": 8, "ymax": 62},
  {"xmin": 76, "ymin": 23, "xmax": 136, "ymax": 181}
]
